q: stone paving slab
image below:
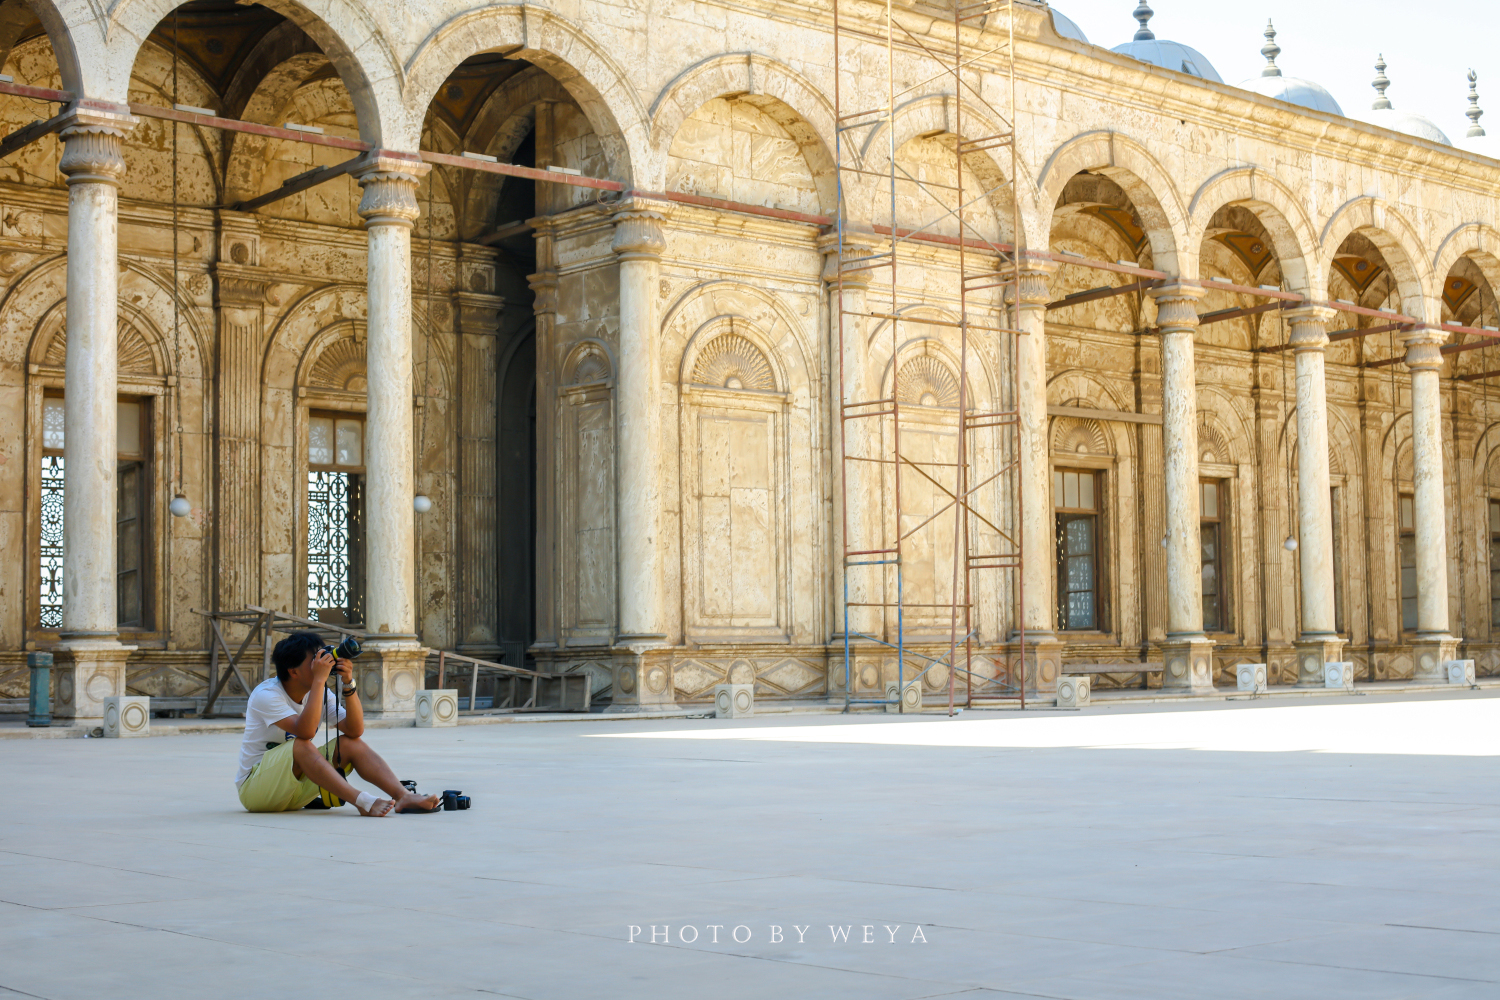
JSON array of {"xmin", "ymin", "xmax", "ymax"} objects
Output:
[{"xmin": 1, "ymin": 690, "xmax": 1497, "ymax": 999}]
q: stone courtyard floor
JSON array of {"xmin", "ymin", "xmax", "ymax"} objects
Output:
[{"xmin": 3, "ymin": 691, "xmax": 1499, "ymax": 999}]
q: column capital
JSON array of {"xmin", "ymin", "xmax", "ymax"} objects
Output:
[
  {"xmin": 611, "ymin": 200, "xmax": 666, "ymax": 259},
  {"xmin": 1284, "ymin": 304, "xmax": 1337, "ymax": 351},
  {"xmin": 1148, "ymin": 282, "xmax": 1207, "ymax": 332},
  {"xmin": 817, "ymin": 232, "xmax": 883, "ymax": 287},
  {"xmin": 1403, "ymin": 326, "xmax": 1448, "ymax": 370},
  {"xmin": 354, "ymin": 152, "xmax": 429, "ymax": 228},
  {"xmin": 1003, "ymin": 255, "xmax": 1059, "ymax": 308},
  {"xmin": 527, "ymin": 270, "xmax": 559, "ymax": 314},
  {"xmin": 57, "ymin": 104, "xmax": 137, "ymax": 186}
]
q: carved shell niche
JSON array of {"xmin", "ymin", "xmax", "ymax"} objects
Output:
[
  {"xmin": 1052, "ymin": 416, "xmax": 1109, "ymax": 457},
  {"xmin": 691, "ymin": 333, "xmax": 774, "ymax": 390},
  {"xmin": 308, "ymin": 337, "xmax": 367, "ymax": 392},
  {"xmin": 567, "ymin": 345, "xmax": 612, "ymax": 385},
  {"xmin": 44, "ymin": 319, "xmax": 157, "ymax": 376},
  {"xmin": 1197, "ymin": 418, "xmax": 1232, "ymax": 465},
  {"xmin": 896, "ymin": 355, "xmax": 958, "ymax": 407}
]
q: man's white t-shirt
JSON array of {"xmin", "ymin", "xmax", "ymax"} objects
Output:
[{"xmin": 236, "ymin": 678, "xmax": 347, "ymax": 786}]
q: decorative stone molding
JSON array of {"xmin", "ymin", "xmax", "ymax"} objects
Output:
[
  {"xmin": 216, "ymin": 272, "xmax": 270, "ymax": 307},
  {"xmin": 414, "ymin": 689, "xmax": 458, "ymax": 726},
  {"xmin": 354, "ymin": 154, "xmax": 429, "ymax": 228},
  {"xmin": 611, "ymin": 202, "xmax": 667, "ymax": 259},
  {"xmin": 818, "ymin": 232, "xmax": 882, "ymax": 288},
  {"xmin": 57, "ymin": 106, "xmax": 136, "ymax": 187},
  {"xmin": 528, "ymin": 271, "xmax": 560, "ymax": 315},
  {"xmin": 1148, "ymin": 282, "xmax": 1207, "ymax": 332}
]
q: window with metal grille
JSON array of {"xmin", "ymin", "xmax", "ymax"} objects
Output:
[
  {"xmin": 1399, "ymin": 493, "xmax": 1417, "ymax": 631},
  {"xmin": 307, "ymin": 412, "xmax": 365, "ymax": 625},
  {"xmin": 38, "ymin": 396, "xmax": 150, "ymax": 630},
  {"xmin": 1054, "ymin": 468, "xmax": 1103, "ymax": 631},
  {"xmin": 1200, "ymin": 479, "xmax": 1228, "ymax": 632}
]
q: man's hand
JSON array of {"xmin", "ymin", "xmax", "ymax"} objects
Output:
[
  {"xmin": 311, "ymin": 648, "xmax": 336, "ymax": 685},
  {"xmin": 331, "ymin": 658, "xmax": 354, "ymax": 689}
]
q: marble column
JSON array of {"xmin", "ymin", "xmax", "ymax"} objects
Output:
[
  {"xmin": 526, "ymin": 263, "xmax": 559, "ymax": 652},
  {"xmin": 1287, "ymin": 306, "xmax": 1346, "ymax": 683},
  {"xmin": 1150, "ymin": 283, "xmax": 1215, "ymax": 694},
  {"xmin": 610, "ymin": 200, "xmax": 672, "ymax": 708},
  {"xmin": 54, "ymin": 107, "xmax": 137, "ymax": 722},
  {"xmin": 353, "ymin": 153, "xmax": 430, "ymax": 716},
  {"xmin": 1007, "ymin": 258, "xmax": 1063, "ymax": 692},
  {"xmin": 1404, "ymin": 329, "xmax": 1458, "ymax": 680}
]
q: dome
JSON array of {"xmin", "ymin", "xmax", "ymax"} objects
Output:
[
  {"xmin": 1110, "ymin": 3, "xmax": 1222, "ymax": 84},
  {"xmin": 1048, "ymin": 7, "xmax": 1088, "ymax": 43},
  {"xmin": 1360, "ymin": 55, "xmax": 1451, "ymax": 146},
  {"xmin": 1236, "ymin": 21, "xmax": 1343, "ymax": 116}
]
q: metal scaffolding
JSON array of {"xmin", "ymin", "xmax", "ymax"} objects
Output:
[{"xmin": 832, "ymin": 0, "xmax": 1027, "ymax": 712}]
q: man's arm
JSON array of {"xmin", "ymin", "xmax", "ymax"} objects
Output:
[
  {"xmin": 334, "ymin": 658, "xmax": 364, "ymax": 738},
  {"xmin": 274, "ymin": 650, "xmax": 336, "ymax": 740}
]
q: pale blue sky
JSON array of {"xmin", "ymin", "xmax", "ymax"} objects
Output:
[{"xmin": 1052, "ymin": 1, "xmax": 1498, "ymax": 143}]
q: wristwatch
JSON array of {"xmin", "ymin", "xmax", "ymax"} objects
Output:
[{"xmin": 342, "ymin": 675, "xmax": 357, "ymax": 697}]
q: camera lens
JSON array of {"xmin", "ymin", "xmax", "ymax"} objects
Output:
[{"xmin": 457, "ymin": 796, "xmax": 470, "ymax": 810}]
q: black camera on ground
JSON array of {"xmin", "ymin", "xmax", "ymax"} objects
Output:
[{"xmin": 441, "ymin": 789, "xmax": 470, "ymax": 811}]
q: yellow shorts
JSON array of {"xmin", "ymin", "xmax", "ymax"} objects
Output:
[{"xmin": 237, "ymin": 737, "xmax": 351, "ymax": 813}]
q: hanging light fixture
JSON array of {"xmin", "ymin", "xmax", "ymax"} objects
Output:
[
  {"xmin": 1283, "ymin": 535, "xmax": 1298, "ymax": 552},
  {"xmin": 167, "ymin": 17, "xmax": 190, "ymax": 524},
  {"xmin": 170, "ymin": 493, "xmax": 191, "ymax": 518},
  {"xmin": 413, "ymin": 494, "xmax": 433, "ymax": 514}
]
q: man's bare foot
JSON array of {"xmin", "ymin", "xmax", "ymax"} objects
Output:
[
  {"xmin": 395, "ymin": 790, "xmax": 442, "ymax": 813},
  {"xmin": 357, "ymin": 797, "xmax": 394, "ymax": 817}
]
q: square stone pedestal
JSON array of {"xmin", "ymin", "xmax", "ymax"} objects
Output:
[
  {"xmin": 103, "ymin": 696, "xmax": 151, "ymax": 737},
  {"xmin": 53, "ymin": 641, "xmax": 135, "ymax": 723},
  {"xmin": 355, "ymin": 642, "xmax": 426, "ymax": 719},
  {"xmin": 1020, "ymin": 636, "xmax": 1064, "ymax": 695},
  {"xmin": 1412, "ymin": 637, "xmax": 1460, "ymax": 683},
  {"xmin": 1160, "ymin": 638, "xmax": 1216, "ymax": 695},
  {"xmin": 414, "ymin": 689, "xmax": 458, "ymax": 727},
  {"xmin": 606, "ymin": 644, "xmax": 677, "ymax": 712},
  {"xmin": 1294, "ymin": 637, "xmax": 1349, "ymax": 686}
]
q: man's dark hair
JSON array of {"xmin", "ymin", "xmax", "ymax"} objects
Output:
[{"xmin": 272, "ymin": 632, "xmax": 325, "ymax": 684}]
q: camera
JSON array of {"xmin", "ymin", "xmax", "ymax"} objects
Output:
[
  {"xmin": 441, "ymin": 789, "xmax": 470, "ymax": 811},
  {"xmin": 321, "ymin": 636, "xmax": 361, "ymax": 661}
]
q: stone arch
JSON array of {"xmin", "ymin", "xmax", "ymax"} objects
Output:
[
  {"xmin": 663, "ymin": 281, "xmax": 814, "ymax": 397},
  {"xmin": 1186, "ymin": 166, "xmax": 1322, "ymax": 297},
  {"xmin": 1044, "ymin": 132, "xmax": 1182, "ymax": 275},
  {"xmin": 104, "ymin": 0, "xmax": 400, "ymax": 146},
  {"xmin": 403, "ymin": 5, "xmax": 646, "ymax": 178},
  {"xmin": 649, "ymin": 53, "xmax": 836, "ymax": 193},
  {"xmin": 223, "ymin": 50, "xmax": 348, "ymax": 205},
  {"xmin": 1196, "ymin": 386, "xmax": 1252, "ymax": 466},
  {"xmin": 562, "ymin": 339, "xmax": 613, "ymax": 386},
  {"xmin": 302, "ymin": 320, "xmax": 367, "ymax": 392},
  {"xmin": 868, "ymin": 309, "xmax": 996, "ymax": 410},
  {"xmin": 1045, "ymin": 368, "xmax": 1138, "ymax": 459},
  {"xmin": 858, "ymin": 95, "xmax": 1015, "ymax": 244},
  {"xmin": 264, "ymin": 283, "xmax": 367, "ymax": 390},
  {"xmin": 7, "ymin": 0, "xmax": 82, "ymax": 96},
  {"xmin": 1037, "ymin": 130, "xmax": 1188, "ymax": 273},
  {"xmin": 1320, "ymin": 196, "xmax": 1434, "ymax": 320}
]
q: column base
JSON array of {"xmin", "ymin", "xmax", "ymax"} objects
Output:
[
  {"xmin": 53, "ymin": 640, "xmax": 135, "ymax": 723},
  {"xmin": 356, "ymin": 640, "xmax": 426, "ymax": 719},
  {"xmin": 1160, "ymin": 637, "xmax": 1216, "ymax": 695},
  {"xmin": 1018, "ymin": 634, "xmax": 1064, "ymax": 694},
  {"xmin": 1294, "ymin": 636, "xmax": 1348, "ymax": 686},
  {"xmin": 605, "ymin": 643, "xmax": 677, "ymax": 712},
  {"xmin": 1411, "ymin": 636, "xmax": 1460, "ymax": 683}
]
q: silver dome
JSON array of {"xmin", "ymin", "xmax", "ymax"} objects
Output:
[
  {"xmin": 1109, "ymin": 4, "xmax": 1222, "ymax": 84},
  {"xmin": 1237, "ymin": 21, "xmax": 1342, "ymax": 115},
  {"xmin": 1048, "ymin": 8, "xmax": 1089, "ymax": 44},
  {"xmin": 1360, "ymin": 55, "xmax": 1451, "ymax": 146}
]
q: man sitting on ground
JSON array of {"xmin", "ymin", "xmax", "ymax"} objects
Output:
[{"xmin": 235, "ymin": 631, "xmax": 440, "ymax": 815}]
